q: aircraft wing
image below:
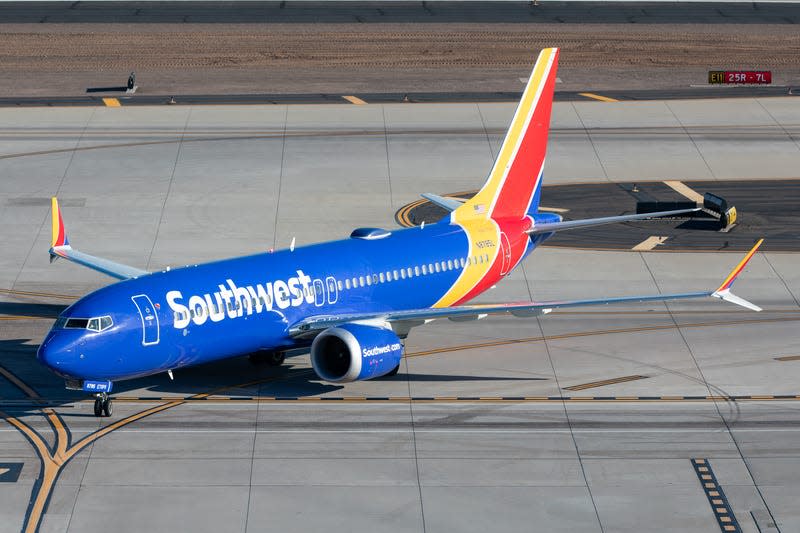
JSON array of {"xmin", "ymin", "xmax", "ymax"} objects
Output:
[
  {"xmin": 48, "ymin": 197, "xmax": 149, "ymax": 280},
  {"xmin": 527, "ymin": 207, "xmax": 700, "ymax": 235},
  {"xmin": 289, "ymin": 239, "xmax": 763, "ymax": 339}
]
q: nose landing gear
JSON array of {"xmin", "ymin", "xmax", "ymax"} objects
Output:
[{"xmin": 93, "ymin": 393, "xmax": 113, "ymax": 417}]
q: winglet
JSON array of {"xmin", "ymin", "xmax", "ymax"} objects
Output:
[
  {"xmin": 711, "ymin": 239, "xmax": 764, "ymax": 312},
  {"xmin": 715, "ymin": 239, "xmax": 763, "ymax": 292},
  {"xmin": 50, "ymin": 197, "xmax": 69, "ymax": 249}
]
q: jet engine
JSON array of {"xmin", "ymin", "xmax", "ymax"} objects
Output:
[{"xmin": 310, "ymin": 323, "xmax": 403, "ymax": 383}]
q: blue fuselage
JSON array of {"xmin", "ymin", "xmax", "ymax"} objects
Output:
[{"xmin": 39, "ymin": 221, "xmax": 544, "ymax": 383}]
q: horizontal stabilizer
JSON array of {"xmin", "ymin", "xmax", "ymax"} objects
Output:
[
  {"xmin": 421, "ymin": 193, "xmax": 465, "ymax": 212},
  {"xmin": 527, "ymin": 207, "xmax": 700, "ymax": 235}
]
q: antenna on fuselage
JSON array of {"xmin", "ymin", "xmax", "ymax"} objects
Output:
[{"xmin": 290, "ymin": 237, "xmax": 296, "ymax": 252}]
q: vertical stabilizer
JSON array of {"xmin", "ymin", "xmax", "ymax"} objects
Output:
[{"xmin": 454, "ymin": 47, "xmax": 559, "ymax": 221}]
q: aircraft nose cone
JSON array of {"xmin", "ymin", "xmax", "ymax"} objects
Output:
[{"xmin": 37, "ymin": 332, "xmax": 80, "ymax": 378}]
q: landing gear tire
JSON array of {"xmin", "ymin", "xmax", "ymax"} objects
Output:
[
  {"xmin": 102, "ymin": 398, "xmax": 113, "ymax": 417},
  {"xmin": 93, "ymin": 393, "xmax": 112, "ymax": 417},
  {"xmin": 386, "ymin": 363, "xmax": 401, "ymax": 377}
]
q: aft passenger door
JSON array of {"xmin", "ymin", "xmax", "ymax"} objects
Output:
[{"xmin": 131, "ymin": 294, "xmax": 160, "ymax": 346}]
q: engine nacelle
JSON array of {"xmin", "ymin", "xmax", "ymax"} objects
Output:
[{"xmin": 310, "ymin": 323, "xmax": 403, "ymax": 383}]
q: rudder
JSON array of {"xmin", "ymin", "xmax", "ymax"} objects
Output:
[{"xmin": 454, "ymin": 48, "xmax": 559, "ymax": 221}]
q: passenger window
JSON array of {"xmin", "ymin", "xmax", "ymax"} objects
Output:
[
  {"xmin": 359, "ymin": 276, "xmax": 365, "ymax": 287},
  {"xmin": 400, "ymin": 269, "xmax": 406, "ymax": 280},
  {"xmin": 414, "ymin": 266, "xmax": 420, "ymax": 276},
  {"xmin": 434, "ymin": 262, "xmax": 440, "ymax": 273},
  {"xmin": 393, "ymin": 270, "xmax": 399, "ymax": 280},
  {"xmin": 345, "ymin": 279, "xmax": 351, "ymax": 289},
  {"xmin": 421, "ymin": 265, "xmax": 427, "ymax": 275},
  {"xmin": 447, "ymin": 260, "xmax": 453, "ymax": 270},
  {"xmin": 337, "ymin": 280, "xmax": 343, "ymax": 291},
  {"xmin": 460, "ymin": 258, "xmax": 466, "ymax": 267},
  {"xmin": 366, "ymin": 275, "xmax": 372, "ymax": 286},
  {"xmin": 372, "ymin": 274, "xmax": 378, "ymax": 284},
  {"xmin": 379, "ymin": 272, "xmax": 385, "ymax": 283}
]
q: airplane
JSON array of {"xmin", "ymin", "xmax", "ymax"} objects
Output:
[{"xmin": 37, "ymin": 47, "xmax": 763, "ymax": 417}]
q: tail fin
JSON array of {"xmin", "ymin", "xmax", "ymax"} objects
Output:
[
  {"xmin": 51, "ymin": 197, "xmax": 69, "ymax": 249},
  {"xmin": 454, "ymin": 47, "xmax": 559, "ymax": 221}
]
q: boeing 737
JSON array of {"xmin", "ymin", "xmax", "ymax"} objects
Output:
[{"xmin": 37, "ymin": 48, "xmax": 763, "ymax": 417}]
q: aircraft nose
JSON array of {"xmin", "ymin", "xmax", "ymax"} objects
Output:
[{"xmin": 37, "ymin": 331, "xmax": 81, "ymax": 378}]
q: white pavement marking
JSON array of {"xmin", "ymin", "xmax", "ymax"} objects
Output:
[
  {"xmin": 539, "ymin": 206, "xmax": 570, "ymax": 213},
  {"xmin": 632, "ymin": 236, "xmax": 669, "ymax": 251},
  {"xmin": 664, "ymin": 180, "xmax": 705, "ymax": 203}
]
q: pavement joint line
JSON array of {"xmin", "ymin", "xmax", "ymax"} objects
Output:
[
  {"xmin": 691, "ymin": 459, "xmax": 742, "ymax": 533},
  {"xmin": 342, "ymin": 95, "xmax": 367, "ymax": 105},
  {"xmin": 632, "ymin": 236, "xmax": 668, "ymax": 251},
  {"xmin": 578, "ymin": 92, "xmax": 619, "ymax": 103},
  {"xmin": 101, "ymin": 97, "xmax": 121, "ymax": 107},
  {"xmin": 663, "ymin": 180, "xmax": 705, "ymax": 203}
]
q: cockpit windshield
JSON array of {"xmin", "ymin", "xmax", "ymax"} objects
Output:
[{"xmin": 55, "ymin": 315, "xmax": 113, "ymax": 332}]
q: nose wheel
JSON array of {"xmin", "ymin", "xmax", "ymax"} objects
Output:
[{"xmin": 93, "ymin": 393, "xmax": 113, "ymax": 417}]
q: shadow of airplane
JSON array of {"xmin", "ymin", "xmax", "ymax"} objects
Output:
[
  {"xmin": 0, "ymin": 337, "xmax": 547, "ymax": 416},
  {"xmin": 0, "ymin": 301, "xmax": 67, "ymax": 318}
]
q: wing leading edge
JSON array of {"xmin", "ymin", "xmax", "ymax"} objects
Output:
[
  {"xmin": 290, "ymin": 239, "xmax": 764, "ymax": 339},
  {"xmin": 49, "ymin": 197, "xmax": 149, "ymax": 280}
]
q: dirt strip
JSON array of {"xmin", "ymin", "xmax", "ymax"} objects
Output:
[{"xmin": 1, "ymin": 22, "xmax": 798, "ymax": 95}]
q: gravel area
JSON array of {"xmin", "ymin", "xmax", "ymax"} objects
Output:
[{"xmin": 1, "ymin": 17, "xmax": 798, "ymax": 95}]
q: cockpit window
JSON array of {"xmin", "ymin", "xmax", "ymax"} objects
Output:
[
  {"xmin": 65, "ymin": 318, "xmax": 89, "ymax": 329},
  {"xmin": 61, "ymin": 316, "xmax": 113, "ymax": 332}
]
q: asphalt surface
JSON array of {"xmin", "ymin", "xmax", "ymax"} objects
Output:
[
  {"xmin": 0, "ymin": 86, "xmax": 795, "ymax": 108},
  {"xmin": 399, "ymin": 180, "xmax": 800, "ymax": 252},
  {"xmin": 2, "ymin": 1, "xmax": 799, "ymax": 24}
]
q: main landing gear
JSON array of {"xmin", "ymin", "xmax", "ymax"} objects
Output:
[
  {"xmin": 249, "ymin": 350, "xmax": 286, "ymax": 367},
  {"xmin": 93, "ymin": 392, "xmax": 113, "ymax": 417}
]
